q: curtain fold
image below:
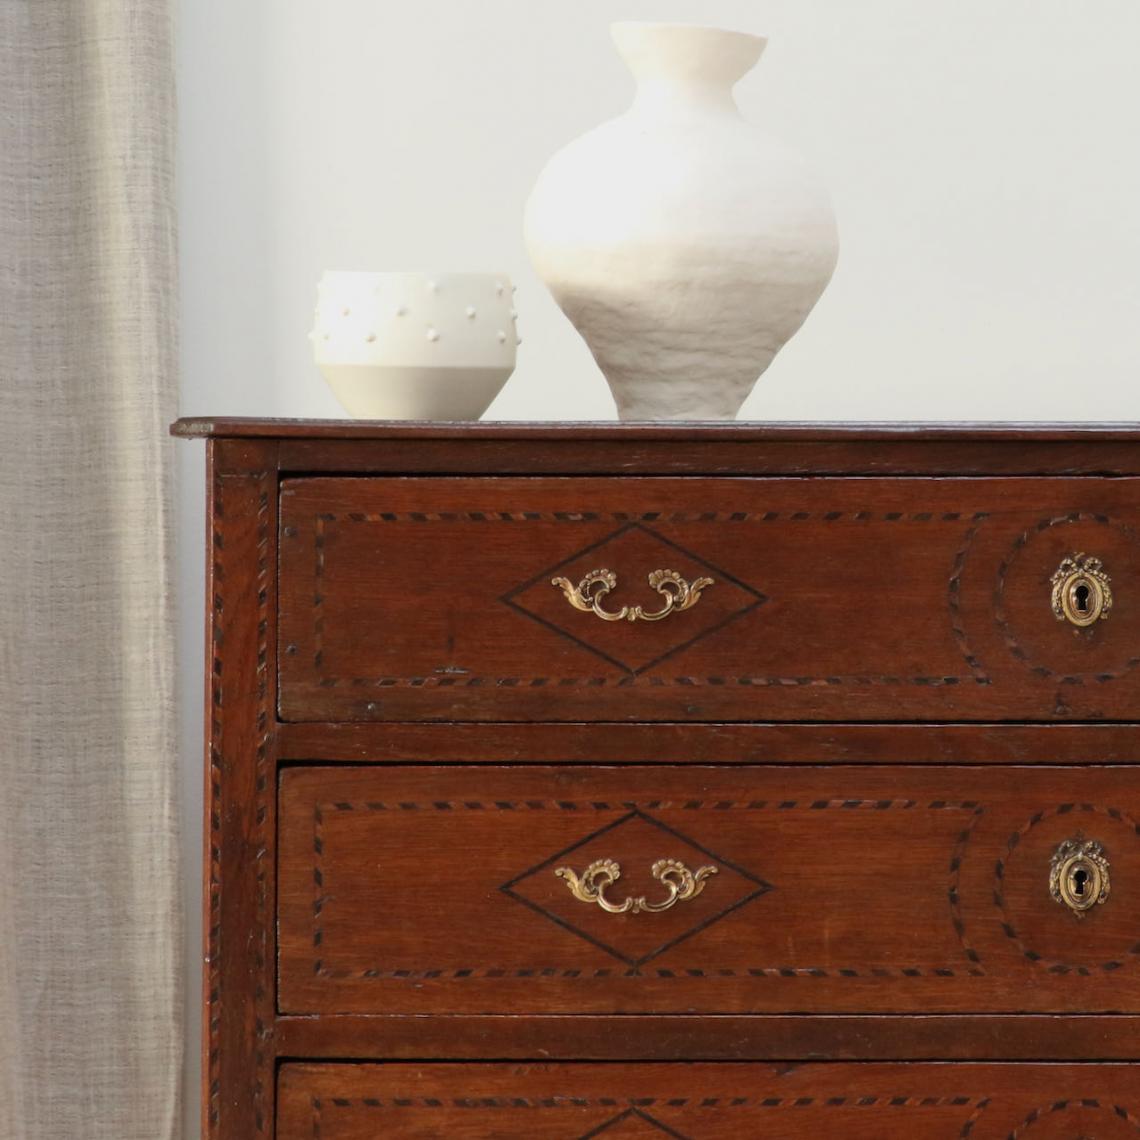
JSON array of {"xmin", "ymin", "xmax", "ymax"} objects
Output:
[{"xmin": 0, "ymin": 2, "xmax": 182, "ymax": 1137}]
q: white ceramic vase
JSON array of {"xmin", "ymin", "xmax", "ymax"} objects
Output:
[
  {"xmin": 524, "ymin": 23, "xmax": 839, "ymax": 420},
  {"xmin": 311, "ymin": 271, "xmax": 518, "ymax": 420}
]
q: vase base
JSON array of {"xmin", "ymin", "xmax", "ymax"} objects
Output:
[{"xmin": 605, "ymin": 358, "xmax": 773, "ymax": 422}]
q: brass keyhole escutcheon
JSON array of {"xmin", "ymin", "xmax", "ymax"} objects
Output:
[
  {"xmin": 1051, "ymin": 553, "xmax": 1112, "ymax": 628},
  {"xmin": 1049, "ymin": 837, "xmax": 1110, "ymax": 917}
]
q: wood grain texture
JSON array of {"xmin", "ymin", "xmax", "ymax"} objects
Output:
[
  {"xmin": 273, "ymin": 1013, "xmax": 1140, "ymax": 1061},
  {"xmin": 203, "ymin": 439, "xmax": 279, "ymax": 1139},
  {"xmin": 278, "ymin": 475, "xmax": 1140, "ymax": 722},
  {"xmin": 277, "ymin": 1062, "xmax": 1140, "ymax": 1139},
  {"xmin": 171, "ymin": 418, "xmax": 1140, "ymax": 476},
  {"xmin": 278, "ymin": 437, "xmax": 1140, "ymax": 476},
  {"xmin": 173, "ymin": 418, "xmax": 1140, "ymax": 442},
  {"xmin": 276, "ymin": 722, "xmax": 1140, "ymax": 765},
  {"xmin": 279, "ymin": 764, "xmax": 1140, "ymax": 1015}
]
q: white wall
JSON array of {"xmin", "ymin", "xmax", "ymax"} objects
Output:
[{"xmin": 176, "ymin": 0, "xmax": 1140, "ymax": 1131}]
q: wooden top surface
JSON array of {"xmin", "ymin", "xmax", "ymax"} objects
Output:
[{"xmin": 171, "ymin": 417, "xmax": 1140, "ymax": 441}]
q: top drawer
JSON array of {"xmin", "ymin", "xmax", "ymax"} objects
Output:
[{"xmin": 278, "ymin": 476, "xmax": 1140, "ymax": 722}]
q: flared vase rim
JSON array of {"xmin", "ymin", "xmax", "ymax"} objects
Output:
[{"xmin": 611, "ymin": 21, "xmax": 768, "ymax": 48}]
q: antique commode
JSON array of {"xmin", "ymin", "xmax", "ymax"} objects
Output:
[{"xmin": 174, "ymin": 419, "xmax": 1140, "ymax": 1139}]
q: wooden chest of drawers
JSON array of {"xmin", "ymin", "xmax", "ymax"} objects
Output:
[{"xmin": 175, "ymin": 419, "xmax": 1140, "ymax": 1139}]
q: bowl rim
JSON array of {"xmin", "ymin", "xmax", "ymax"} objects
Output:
[{"xmin": 317, "ymin": 270, "xmax": 513, "ymax": 284}]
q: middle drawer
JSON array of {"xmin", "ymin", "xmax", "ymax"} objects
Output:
[{"xmin": 279, "ymin": 764, "xmax": 1140, "ymax": 1015}]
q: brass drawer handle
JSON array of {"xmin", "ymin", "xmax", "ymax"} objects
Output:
[
  {"xmin": 555, "ymin": 857, "xmax": 718, "ymax": 914},
  {"xmin": 1050, "ymin": 837, "xmax": 1110, "ymax": 916},
  {"xmin": 551, "ymin": 568, "xmax": 713, "ymax": 623},
  {"xmin": 1051, "ymin": 553, "xmax": 1112, "ymax": 627}
]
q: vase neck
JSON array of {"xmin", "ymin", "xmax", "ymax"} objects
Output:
[{"xmin": 612, "ymin": 23, "xmax": 765, "ymax": 117}]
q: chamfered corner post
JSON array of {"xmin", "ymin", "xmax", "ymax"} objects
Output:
[{"xmin": 202, "ymin": 437, "xmax": 280, "ymax": 1139}]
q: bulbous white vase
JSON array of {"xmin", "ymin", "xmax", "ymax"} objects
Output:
[{"xmin": 524, "ymin": 22, "xmax": 839, "ymax": 420}]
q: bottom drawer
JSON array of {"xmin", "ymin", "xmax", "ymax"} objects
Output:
[{"xmin": 279, "ymin": 1062, "xmax": 1139, "ymax": 1138}]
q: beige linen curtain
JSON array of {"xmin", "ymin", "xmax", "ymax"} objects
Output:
[{"xmin": 0, "ymin": 2, "xmax": 182, "ymax": 1137}]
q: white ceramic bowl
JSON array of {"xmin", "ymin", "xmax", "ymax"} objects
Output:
[{"xmin": 311, "ymin": 271, "xmax": 519, "ymax": 419}]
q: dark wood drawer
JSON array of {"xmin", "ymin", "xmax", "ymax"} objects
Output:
[
  {"xmin": 278, "ymin": 764, "xmax": 1140, "ymax": 1016},
  {"xmin": 278, "ymin": 1061, "xmax": 1140, "ymax": 1138},
  {"xmin": 278, "ymin": 476, "xmax": 1140, "ymax": 722}
]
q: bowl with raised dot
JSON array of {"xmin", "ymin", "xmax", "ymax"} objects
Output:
[{"xmin": 311, "ymin": 271, "xmax": 519, "ymax": 419}]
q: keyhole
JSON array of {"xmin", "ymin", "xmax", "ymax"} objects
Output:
[
  {"xmin": 1072, "ymin": 867, "xmax": 1089, "ymax": 896},
  {"xmin": 1074, "ymin": 583, "xmax": 1091, "ymax": 614}
]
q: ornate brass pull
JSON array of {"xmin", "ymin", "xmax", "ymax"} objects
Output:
[
  {"xmin": 1050, "ymin": 837, "xmax": 1110, "ymax": 916},
  {"xmin": 554, "ymin": 857, "xmax": 717, "ymax": 914},
  {"xmin": 551, "ymin": 568, "xmax": 713, "ymax": 623},
  {"xmin": 1051, "ymin": 553, "xmax": 1112, "ymax": 627}
]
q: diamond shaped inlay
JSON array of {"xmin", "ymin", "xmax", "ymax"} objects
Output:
[
  {"xmin": 501, "ymin": 810, "xmax": 773, "ymax": 967},
  {"xmin": 501, "ymin": 523, "xmax": 768, "ymax": 674},
  {"xmin": 579, "ymin": 1108, "xmax": 692, "ymax": 1139}
]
